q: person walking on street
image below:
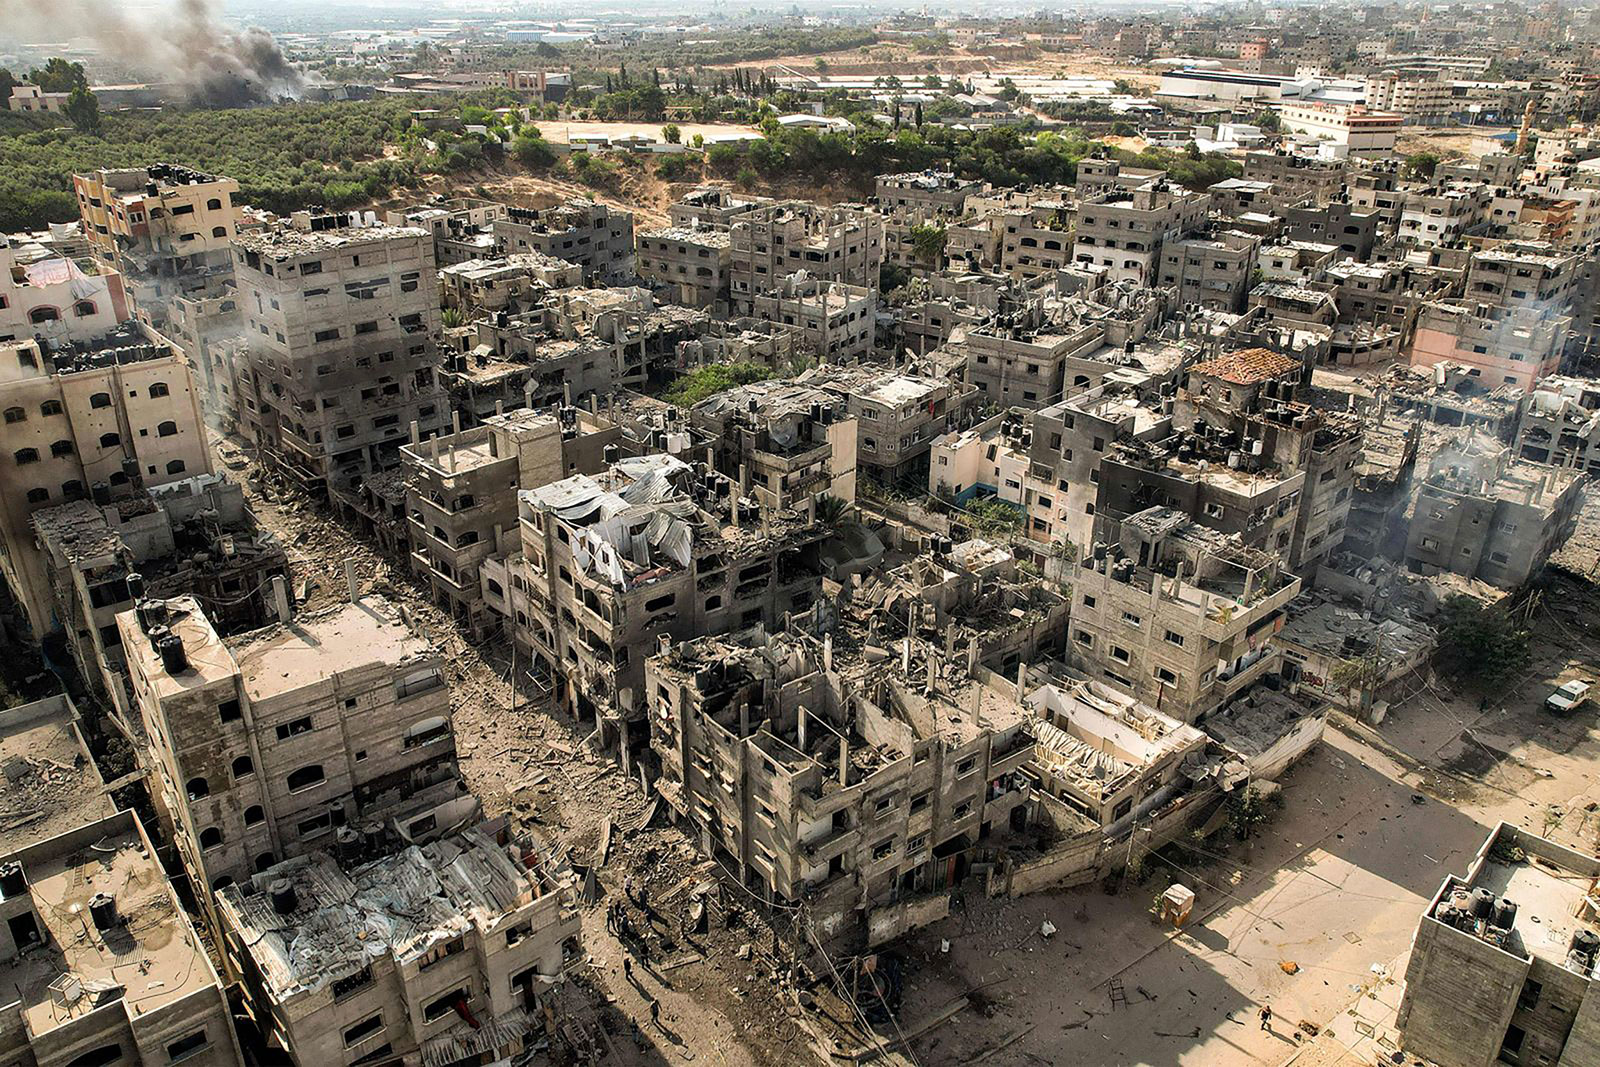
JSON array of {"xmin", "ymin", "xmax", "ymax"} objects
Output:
[
  {"xmin": 1259, "ymin": 1004, "xmax": 1273, "ymax": 1032},
  {"xmin": 623, "ymin": 957, "xmax": 633, "ymax": 983},
  {"xmin": 649, "ymin": 1000, "xmax": 661, "ymax": 1028}
]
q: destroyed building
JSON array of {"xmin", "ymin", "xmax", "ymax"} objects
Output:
[
  {"xmin": 230, "ymin": 218, "xmax": 449, "ymax": 492},
  {"xmin": 481, "ymin": 454, "xmax": 828, "ymax": 769},
  {"xmin": 689, "ymin": 381, "xmax": 859, "ymax": 513},
  {"xmin": 747, "ymin": 277, "xmax": 876, "ymax": 363},
  {"xmin": 402, "ymin": 407, "xmax": 617, "ymax": 636},
  {"xmin": 1403, "ymin": 434, "xmax": 1584, "ymax": 588},
  {"xmin": 385, "ymin": 196, "xmax": 508, "ymax": 266},
  {"xmin": 1513, "ymin": 373, "xmax": 1600, "ymax": 473},
  {"xmin": 492, "ymin": 200, "xmax": 635, "ymax": 284},
  {"xmin": 437, "ymin": 254, "xmax": 583, "ymax": 318},
  {"xmin": 0, "ymin": 695, "xmax": 245, "ymax": 1067},
  {"xmin": 32, "ymin": 475, "xmax": 288, "ymax": 700},
  {"xmin": 635, "ymin": 225, "xmax": 733, "ymax": 310},
  {"xmin": 1070, "ymin": 507, "xmax": 1303, "ymax": 723},
  {"xmin": 1396, "ymin": 822, "xmax": 1600, "ymax": 1067},
  {"xmin": 216, "ymin": 822, "xmax": 580, "ymax": 1067},
  {"xmin": 116, "ymin": 594, "xmax": 475, "ymax": 933},
  {"xmin": 0, "ymin": 332, "xmax": 215, "ymax": 640},
  {"xmin": 729, "ymin": 203, "xmax": 883, "ymax": 314}
]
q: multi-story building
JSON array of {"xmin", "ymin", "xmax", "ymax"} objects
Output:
[
  {"xmin": 822, "ymin": 369, "xmax": 979, "ymax": 486},
  {"xmin": 729, "ymin": 203, "xmax": 883, "ymax": 312},
  {"xmin": 875, "ymin": 171, "xmax": 986, "ymax": 215},
  {"xmin": 689, "ymin": 380, "xmax": 859, "ymax": 512},
  {"xmin": 72, "ymin": 165, "xmax": 242, "ymax": 328},
  {"xmin": 402, "ymin": 408, "xmax": 615, "ymax": 636},
  {"xmin": 492, "ymin": 199, "xmax": 635, "ymax": 283},
  {"xmin": 647, "ymin": 623, "xmax": 1035, "ymax": 945},
  {"xmin": 748, "ymin": 277, "xmax": 876, "ymax": 363},
  {"xmin": 230, "ymin": 218, "xmax": 449, "ymax": 491},
  {"xmin": 166, "ymin": 284, "xmax": 243, "ymax": 427},
  {"xmin": 1408, "ymin": 300, "xmax": 1571, "ymax": 390},
  {"xmin": 116, "ymin": 593, "xmax": 476, "ymax": 931},
  {"xmin": 1069, "ymin": 507, "xmax": 1302, "ymax": 722},
  {"xmin": 959, "ymin": 302, "xmax": 1108, "ymax": 408},
  {"xmin": 32, "ymin": 476, "xmax": 288, "ymax": 698},
  {"xmin": 1514, "ymin": 374, "xmax": 1600, "ymax": 474},
  {"xmin": 1399, "ymin": 183, "xmax": 1493, "ymax": 246},
  {"xmin": 0, "ymin": 236, "xmax": 130, "ymax": 346},
  {"xmin": 0, "ymin": 332, "xmax": 213, "ymax": 638},
  {"xmin": 481, "ymin": 454, "xmax": 826, "ymax": 770},
  {"xmin": 667, "ymin": 186, "xmax": 772, "ymax": 230},
  {"xmin": 1278, "ymin": 103, "xmax": 1403, "ymax": 158},
  {"xmin": 1158, "ymin": 228, "xmax": 1261, "ymax": 312},
  {"xmin": 635, "ymin": 225, "xmax": 732, "ymax": 309},
  {"xmin": 1242, "ymin": 150, "xmax": 1349, "ymax": 208},
  {"xmin": 1396, "ymin": 822, "xmax": 1600, "ymax": 1067},
  {"xmin": 1073, "ymin": 180, "xmax": 1209, "ymax": 287},
  {"xmin": 438, "ymin": 253, "xmax": 582, "ymax": 317},
  {"xmin": 1464, "ymin": 244, "xmax": 1582, "ymax": 313},
  {"xmin": 216, "ymin": 824, "xmax": 580, "ymax": 1067},
  {"xmin": 1281, "ymin": 199, "xmax": 1381, "ymax": 259},
  {"xmin": 385, "ymin": 196, "xmax": 507, "ymax": 266},
  {"xmin": 1403, "ymin": 435, "xmax": 1584, "ymax": 588}
]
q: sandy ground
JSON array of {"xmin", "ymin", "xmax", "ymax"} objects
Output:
[{"xmin": 878, "ymin": 563, "xmax": 1600, "ymax": 1067}]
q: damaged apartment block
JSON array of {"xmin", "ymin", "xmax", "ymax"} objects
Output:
[{"xmin": 114, "ymin": 592, "xmax": 476, "ymax": 933}]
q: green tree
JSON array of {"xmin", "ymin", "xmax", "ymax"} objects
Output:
[
  {"xmin": 512, "ymin": 131, "xmax": 556, "ymax": 167},
  {"xmin": 663, "ymin": 362, "xmax": 774, "ymax": 406},
  {"xmin": 65, "ymin": 84, "xmax": 100, "ymax": 133},
  {"xmin": 1403, "ymin": 151, "xmax": 1441, "ymax": 180},
  {"xmin": 0, "ymin": 69, "xmax": 17, "ymax": 101},
  {"xmin": 661, "ymin": 123, "xmax": 681, "ymax": 144},
  {"xmin": 1435, "ymin": 595, "xmax": 1531, "ymax": 685},
  {"xmin": 28, "ymin": 58, "xmax": 88, "ymax": 94},
  {"xmin": 908, "ymin": 222, "xmax": 947, "ymax": 267}
]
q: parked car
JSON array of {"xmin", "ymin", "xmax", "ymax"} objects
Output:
[{"xmin": 1545, "ymin": 679, "xmax": 1592, "ymax": 713}]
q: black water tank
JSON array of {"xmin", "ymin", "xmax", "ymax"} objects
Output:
[
  {"xmin": 88, "ymin": 892, "xmax": 117, "ymax": 931},
  {"xmin": 91, "ymin": 482, "xmax": 111, "ymax": 505},
  {"xmin": 0, "ymin": 861, "xmax": 24, "ymax": 898},
  {"xmin": 1470, "ymin": 887, "xmax": 1496, "ymax": 920},
  {"xmin": 126, "ymin": 572, "xmax": 144, "ymax": 599},
  {"xmin": 1493, "ymin": 897, "xmax": 1518, "ymax": 929},
  {"xmin": 157, "ymin": 634, "xmax": 188, "ymax": 675},
  {"xmin": 270, "ymin": 879, "xmax": 297, "ymax": 915}
]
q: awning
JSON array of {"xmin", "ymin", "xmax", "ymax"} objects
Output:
[{"xmin": 421, "ymin": 1007, "xmax": 535, "ymax": 1067}]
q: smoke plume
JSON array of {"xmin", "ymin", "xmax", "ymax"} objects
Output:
[{"xmin": 0, "ymin": 0, "xmax": 302, "ymax": 106}]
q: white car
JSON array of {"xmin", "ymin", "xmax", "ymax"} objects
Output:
[{"xmin": 1545, "ymin": 679, "xmax": 1592, "ymax": 713}]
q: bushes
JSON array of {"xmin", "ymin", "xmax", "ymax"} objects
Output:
[
  {"xmin": 1434, "ymin": 594, "xmax": 1531, "ymax": 686},
  {"xmin": 663, "ymin": 363, "xmax": 775, "ymax": 407}
]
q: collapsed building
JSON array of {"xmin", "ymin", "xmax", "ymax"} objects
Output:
[
  {"xmin": 492, "ymin": 200, "xmax": 635, "ymax": 284},
  {"xmin": 216, "ymin": 822, "xmax": 580, "ymax": 1067}
]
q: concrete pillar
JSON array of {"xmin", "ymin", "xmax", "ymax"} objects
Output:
[
  {"xmin": 345, "ymin": 559, "xmax": 360, "ymax": 603},
  {"xmin": 839, "ymin": 735, "xmax": 849, "ymax": 787},
  {"xmin": 523, "ymin": 381, "xmax": 535, "ymax": 409},
  {"xmin": 823, "ymin": 633, "xmax": 833, "ymax": 672},
  {"xmin": 430, "ymin": 436, "xmax": 440, "ymax": 465},
  {"xmin": 926, "ymin": 651, "xmax": 937, "ymax": 692},
  {"xmin": 1016, "ymin": 660, "xmax": 1027, "ymax": 700},
  {"xmin": 409, "ymin": 420, "xmax": 420, "ymax": 446},
  {"xmin": 739, "ymin": 697, "xmax": 749, "ymax": 737},
  {"xmin": 619, "ymin": 718, "xmax": 632, "ymax": 777},
  {"xmin": 564, "ymin": 381, "xmax": 573, "ymax": 406},
  {"xmin": 495, "ymin": 400, "xmax": 504, "ymax": 417},
  {"xmin": 798, "ymin": 705, "xmax": 808, "ymax": 752},
  {"xmin": 272, "ymin": 575, "xmax": 291, "ymax": 623}
]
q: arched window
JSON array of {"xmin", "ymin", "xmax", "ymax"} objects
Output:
[
  {"xmin": 50, "ymin": 440, "xmax": 72, "ymax": 457},
  {"xmin": 3, "ymin": 406, "xmax": 25, "ymax": 424},
  {"xmin": 185, "ymin": 777, "xmax": 209, "ymax": 799},
  {"xmin": 212, "ymin": 875, "xmax": 234, "ymax": 891},
  {"xmin": 165, "ymin": 459, "xmax": 186, "ymax": 475},
  {"xmin": 148, "ymin": 382, "xmax": 170, "ymax": 398},
  {"xmin": 28, "ymin": 306, "xmax": 59, "ymax": 324},
  {"xmin": 157, "ymin": 420, "xmax": 178, "ymax": 437},
  {"xmin": 40, "ymin": 400, "xmax": 62, "ymax": 416},
  {"xmin": 99, "ymin": 432, "xmax": 120, "ymax": 448},
  {"xmin": 89, "ymin": 392, "xmax": 111, "ymax": 409},
  {"xmin": 232, "ymin": 755, "xmax": 254, "ymax": 779},
  {"xmin": 198, "ymin": 826, "xmax": 223, "ymax": 850},
  {"xmin": 72, "ymin": 300, "xmax": 97, "ymax": 318},
  {"xmin": 254, "ymin": 852, "xmax": 276, "ymax": 873},
  {"xmin": 108, "ymin": 471, "xmax": 128, "ymax": 486},
  {"xmin": 486, "ymin": 579, "xmax": 504, "ymax": 597},
  {"xmin": 64, "ymin": 1044, "xmax": 122, "ymax": 1067},
  {"xmin": 25, "ymin": 488, "xmax": 48, "ymax": 504},
  {"xmin": 61, "ymin": 480, "xmax": 83, "ymax": 498},
  {"xmin": 14, "ymin": 448, "xmax": 39, "ymax": 465},
  {"xmin": 456, "ymin": 530, "xmax": 479, "ymax": 547},
  {"xmin": 212, "ymin": 226, "xmax": 226, "ymax": 238},
  {"xmin": 243, "ymin": 805, "xmax": 265, "ymax": 825},
  {"xmin": 286, "ymin": 764, "xmax": 324, "ymax": 791},
  {"xmin": 206, "ymin": 198, "xmax": 222, "ymax": 211}
]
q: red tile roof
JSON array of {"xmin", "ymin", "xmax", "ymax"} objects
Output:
[{"xmin": 1188, "ymin": 348, "xmax": 1302, "ymax": 386}]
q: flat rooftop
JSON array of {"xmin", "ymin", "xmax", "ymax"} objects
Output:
[
  {"xmin": 228, "ymin": 598, "xmax": 435, "ymax": 704},
  {"xmin": 0, "ymin": 697, "xmax": 113, "ymax": 855},
  {"xmin": 233, "ymin": 224, "xmax": 429, "ymax": 258},
  {"xmin": 1, "ymin": 815, "xmax": 218, "ymax": 1038}
]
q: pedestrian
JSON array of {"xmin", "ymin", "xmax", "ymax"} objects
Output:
[
  {"xmin": 623, "ymin": 957, "xmax": 633, "ymax": 983},
  {"xmin": 649, "ymin": 999, "xmax": 661, "ymax": 1027},
  {"xmin": 1259, "ymin": 1004, "xmax": 1273, "ymax": 1032}
]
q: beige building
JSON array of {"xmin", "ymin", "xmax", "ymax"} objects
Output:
[
  {"xmin": 635, "ymin": 226, "xmax": 732, "ymax": 309},
  {"xmin": 748, "ymin": 277, "xmax": 876, "ymax": 363},
  {"xmin": 72, "ymin": 166, "xmax": 242, "ymax": 329},
  {"xmin": 1073, "ymin": 180, "xmax": 1209, "ymax": 287},
  {"xmin": 0, "ymin": 695, "xmax": 245, "ymax": 1067},
  {"xmin": 7, "ymin": 84, "xmax": 69, "ymax": 112},
  {"xmin": 116, "ymin": 594, "xmax": 476, "ymax": 933},
  {"xmin": 0, "ymin": 333, "xmax": 213, "ymax": 636},
  {"xmin": 438, "ymin": 253, "xmax": 582, "ymax": 317},
  {"xmin": 0, "ymin": 237, "xmax": 130, "ymax": 347},
  {"xmin": 729, "ymin": 203, "xmax": 883, "ymax": 313},
  {"xmin": 230, "ymin": 219, "xmax": 449, "ymax": 491},
  {"xmin": 216, "ymin": 824, "xmax": 579, "ymax": 1067},
  {"xmin": 492, "ymin": 199, "xmax": 634, "ymax": 283},
  {"xmin": 689, "ymin": 380, "xmax": 860, "ymax": 512}
]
